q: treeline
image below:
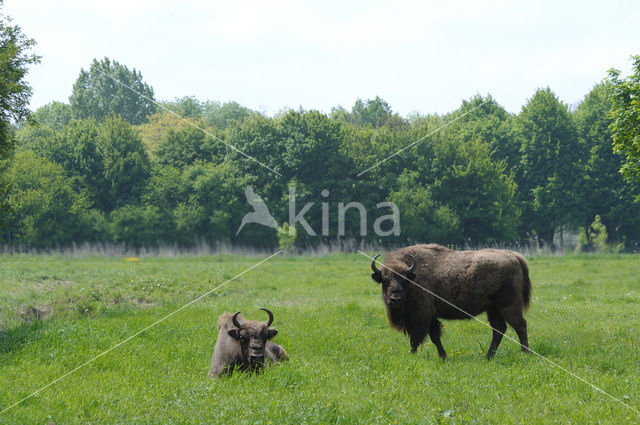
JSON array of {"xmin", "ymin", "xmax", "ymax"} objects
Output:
[{"xmin": 2, "ymin": 57, "xmax": 640, "ymax": 250}]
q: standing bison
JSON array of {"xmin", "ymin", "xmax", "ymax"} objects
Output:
[
  {"xmin": 209, "ymin": 308, "xmax": 287, "ymax": 378},
  {"xmin": 370, "ymin": 244, "xmax": 531, "ymax": 359}
]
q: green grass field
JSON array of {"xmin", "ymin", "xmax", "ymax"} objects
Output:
[{"xmin": 0, "ymin": 253, "xmax": 639, "ymax": 424}]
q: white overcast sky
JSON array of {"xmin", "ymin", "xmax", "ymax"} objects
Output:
[{"xmin": 5, "ymin": 0, "xmax": 640, "ymax": 116}]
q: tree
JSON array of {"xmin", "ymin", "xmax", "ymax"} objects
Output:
[
  {"xmin": 16, "ymin": 118, "xmax": 108, "ymax": 208},
  {"xmin": 182, "ymin": 161, "xmax": 249, "ymax": 243},
  {"xmin": 143, "ymin": 161, "xmax": 249, "ymax": 245},
  {"xmin": 97, "ymin": 116, "xmax": 151, "ymax": 211},
  {"xmin": 354, "ymin": 97, "xmax": 393, "ymax": 127},
  {"xmin": 203, "ymin": 100, "xmax": 257, "ymax": 129},
  {"xmin": 155, "ymin": 121, "xmax": 221, "ymax": 168},
  {"xmin": 577, "ymin": 215, "xmax": 612, "ymax": 253},
  {"xmin": 389, "ymin": 170, "xmax": 461, "ymax": 244},
  {"xmin": 109, "ymin": 204, "xmax": 162, "ymax": 247},
  {"xmin": 143, "ymin": 164, "xmax": 188, "ymax": 241},
  {"xmin": 607, "ymin": 55, "xmax": 640, "ymax": 184},
  {"xmin": 574, "ymin": 83, "xmax": 640, "ymax": 244},
  {"xmin": 512, "ymin": 88, "xmax": 583, "ymax": 244},
  {"xmin": 0, "ymin": 3, "xmax": 40, "ymax": 236},
  {"xmin": 278, "ymin": 110, "xmax": 349, "ymax": 184},
  {"xmin": 57, "ymin": 119, "xmax": 104, "ymax": 205},
  {"xmin": 14, "ymin": 122, "xmax": 56, "ymax": 155},
  {"xmin": 332, "ymin": 97, "xmax": 406, "ymax": 128},
  {"xmin": 31, "ymin": 101, "xmax": 72, "ymax": 131},
  {"xmin": 429, "ymin": 134, "xmax": 520, "ymax": 244},
  {"xmin": 448, "ymin": 96, "xmax": 518, "ymax": 169},
  {"xmin": 70, "ymin": 57, "xmax": 156, "ymax": 125},
  {"xmin": 161, "ymin": 96, "xmax": 203, "ymax": 118},
  {"xmin": 387, "ymin": 123, "xmax": 519, "ymax": 245},
  {"xmin": 1, "ymin": 150, "xmax": 91, "ymax": 247},
  {"xmin": 137, "ymin": 111, "xmax": 193, "ymax": 158},
  {"xmin": 0, "ymin": 4, "xmax": 39, "ymax": 159},
  {"xmin": 225, "ymin": 113, "xmax": 285, "ymax": 216}
]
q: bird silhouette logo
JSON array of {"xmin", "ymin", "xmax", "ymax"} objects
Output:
[{"xmin": 236, "ymin": 187, "xmax": 284, "ymax": 235}]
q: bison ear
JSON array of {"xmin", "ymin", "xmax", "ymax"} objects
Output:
[
  {"xmin": 371, "ymin": 271, "xmax": 382, "ymax": 283},
  {"xmin": 406, "ymin": 272, "xmax": 416, "ymax": 281},
  {"xmin": 227, "ymin": 329, "xmax": 241, "ymax": 340},
  {"xmin": 266, "ymin": 328, "xmax": 278, "ymax": 339}
]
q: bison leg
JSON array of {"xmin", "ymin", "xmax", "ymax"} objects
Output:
[
  {"xmin": 409, "ymin": 326, "xmax": 427, "ymax": 354},
  {"xmin": 428, "ymin": 319, "xmax": 447, "ymax": 360},
  {"xmin": 500, "ymin": 306, "xmax": 529, "ymax": 353},
  {"xmin": 486, "ymin": 306, "xmax": 507, "ymax": 359}
]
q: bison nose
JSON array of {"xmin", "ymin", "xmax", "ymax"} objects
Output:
[
  {"xmin": 389, "ymin": 295, "xmax": 403, "ymax": 305},
  {"xmin": 250, "ymin": 354, "xmax": 264, "ymax": 363}
]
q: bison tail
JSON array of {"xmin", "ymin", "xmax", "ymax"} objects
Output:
[{"xmin": 517, "ymin": 255, "xmax": 532, "ymax": 310}]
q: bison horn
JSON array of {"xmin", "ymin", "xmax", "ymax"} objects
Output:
[
  {"xmin": 260, "ymin": 308, "xmax": 274, "ymax": 327},
  {"xmin": 406, "ymin": 253, "xmax": 416, "ymax": 274},
  {"xmin": 232, "ymin": 311, "xmax": 243, "ymax": 329},
  {"xmin": 371, "ymin": 254, "xmax": 381, "ymax": 274}
]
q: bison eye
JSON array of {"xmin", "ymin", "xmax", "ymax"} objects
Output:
[{"xmin": 240, "ymin": 335, "xmax": 248, "ymax": 343}]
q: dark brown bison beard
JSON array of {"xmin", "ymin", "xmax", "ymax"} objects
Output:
[
  {"xmin": 385, "ymin": 292, "xmax": 429, "ymax": 351},
  {"xmin": 386, "ymin": 298, "xmax": 409, "ymax": 334}
]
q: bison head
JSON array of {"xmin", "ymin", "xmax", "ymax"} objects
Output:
[
  {"xmin": 228, "ymin": 308, "xmax": 278, "ymax": 369},
  {"xmin": 371, "ymin": 254, "xmax": 416, "ymax": 309}
]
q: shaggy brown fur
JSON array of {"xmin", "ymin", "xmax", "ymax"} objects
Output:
[
  {"xmin": 371, "ymin": 244, "xmax": 532, "ymax": 359},
  {"xmin": 209, "ymin": 309, "xmax": 287, "ymax": 378}
]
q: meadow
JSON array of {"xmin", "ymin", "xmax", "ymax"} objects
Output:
[{"xmin": 0, "ymin": 253, "xmax": 638, "ymax": 424}]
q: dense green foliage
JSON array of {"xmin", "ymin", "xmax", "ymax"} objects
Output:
[
  {"xmin": 0, "ymin": 2, "xmax": 39, "ymax": 236},
  {"xmin": 69, "ymin": 57, "xmax": 156, "ymax": 125},
  {"xmin": 4, "ymin": 76, "xmax": 640, "ymax": 249},
  {"xmin": 160, "ymin": 96, "xmax": 258, "ymax": 129},
  {"xmin": 2, "ymin": 150, "xmax": 92, "ymax": 246},
  {"xmin": 2, "ymin": 43, "xmax": 640, "ymax": 250},
  {"xmin": 30, "ymin": 100, "xmax": 72, "ymax": 131},
  {"xmin": 512, "ymin": 88, "xmax": 582, "ymax": 243},
  {"xmin": 0, "ymin": 4, "xmax": 38, "ymax": 157},
  {"xmin": 574, "ymin": 84, "xmax": 640, "ymax": 243},
  {"xmin": 0, "ymin": 254, "xmax": 638, "ymax": 423},
  {"xmin": 607, "ymin": 55, "xmax": 640, "ymax": 184}
]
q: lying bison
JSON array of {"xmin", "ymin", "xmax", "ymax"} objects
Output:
[
  {"xmin": 209, "ymin": 308, "xmax": 287, "ymax": 378},
  {"xmin": 370, "ymin": 244, "xmax": 531, "ymax": 359}
]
